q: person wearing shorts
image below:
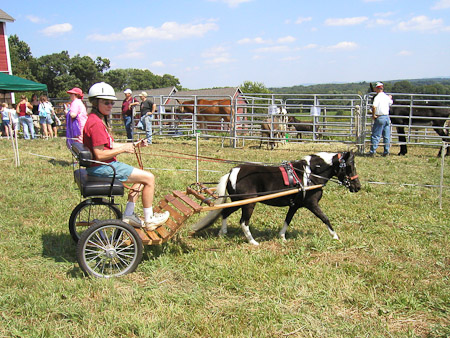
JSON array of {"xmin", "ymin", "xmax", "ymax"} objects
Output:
[
  {"xmin": 1, "ymin": 103, "xmax": 12, "ymax": 139},
  {"xmin": 38, "ymin": 95, "xmax": 54, "ymax": 139},
  {"xmin": 83, "ymin": 82, "xmax": 169, "ymax": 230}
]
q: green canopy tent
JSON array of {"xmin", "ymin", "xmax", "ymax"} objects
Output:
[
  {"xmin": 0, "ymin": 72, "xmax": 47, "ymax": 92},
  {"xmin": 0, "ymin": 73, "xmax": 47, "ymax": 167}
]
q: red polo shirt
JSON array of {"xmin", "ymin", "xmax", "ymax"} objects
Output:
[{"xmin": 83, "ymin": 113, "xmax": 116, "ymax": 166}]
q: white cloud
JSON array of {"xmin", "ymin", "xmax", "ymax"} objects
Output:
[
  {"xmin": 277, "ymin": 36, "xmax": 296, "ymax": 44},
  {"xmin": 374, "ymin": 11, "xmax": 394, "ymax": 18},
  {"xmin": 237, "ymin": 37, "xmax": 270, "ymax": 44},
  {"xmin": 303, "ymin": 43, "xmax": 318, "ymax": 49},
  {"xmin": 254, "ymin": 45, "xmax": 291, "ymax": 53},
  {"xmin": 151, "ymin": 61, "xmax": 165, "ymax": 67},
  {"xmin": 325, "ymin": 41, "xmax": 358, "ymax": 51},
  {"xmin": 295, "ymin": 17, "xmax": 312, "ymax": 24},
  {"xmin": 325, "ymin": 17, "xmax": 368, "ymax": 26},
  {"xmin": 432, "ymin": 0, "xmax": 450, "ymax": 9},
  {"xmin": 202, "ymin": 45, "xmax": 236, "ymax": 64},
  {"xmin": 396, "ymin": 15, "xmax": 448, "ymax": 32},
  {"xmin": 367, "ymin": 18, "xmax": 394, "ymax": 27},
  {"xmin": 26, "ymin": 15, "xmax": 45, "ymax": 24},
  {"xmin": 207, "ymin": 0, "xmax": 253, "ymax": 8},
  {"xmin": 88, "ymin": 21, "xmax": 218, "ymax": 41},
  {"xmin": 41, "ymin": 23, "xmax": 72, "ymax": 36},
  {"xmin": 397, "ymin": 50, "xmax": 412, "ymax": 56}
]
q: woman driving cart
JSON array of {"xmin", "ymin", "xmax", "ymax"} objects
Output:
[{"xmin": 83, "ymin": 82, "xmax": 169, "ymax": 230}]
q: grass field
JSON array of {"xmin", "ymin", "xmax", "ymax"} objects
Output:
[{"xmin": 0, "ymin": 136, "xmax": 449, "ymax": 337}]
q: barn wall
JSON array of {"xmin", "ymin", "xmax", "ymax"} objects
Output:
[{"xmin": 0, "ymin": 23, "xmax": 10, "ymax": 72}]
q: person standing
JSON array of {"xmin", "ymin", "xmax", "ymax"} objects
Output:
[
  {"xmin": 65, "ymin": 87, "xmax": 87, "ymax": 148},
  {"xmin": 1, "ymin": 103, "xmax": 13, "ymax": 139},
  {"xmin": 139, "ymin": 92, "xmax": 156, "ymax": 144},
  {"xmin": 38, "ymin": 95, "xmax": 54, "ymax": 139},
  {"xmin": 369, "ymin": 82, "xmax": 393, "ymax": 157},
  {"xmin": 16, "ymin": 95, "xmax": 36, "ymax": 139},
  {"xmin": 83, "ymin": 82, "xmax": 169, "ymax": 230},
  {"xmin": 121, "ymin": 89, "xmax": 137, "ymax": 141}
]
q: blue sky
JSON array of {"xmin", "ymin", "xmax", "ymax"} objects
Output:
[{"xmin": 2, "ymin": 0, "xmax": 450, "ymax": 89}]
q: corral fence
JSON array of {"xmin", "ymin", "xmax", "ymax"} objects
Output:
[{"xmin": 50, "ymin": 92, "xmax": 450, "ymax": 155}]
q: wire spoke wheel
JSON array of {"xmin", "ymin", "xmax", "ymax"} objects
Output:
[
  {"xmin": 77, "ymin": 220, "xmax": 143, "ymax": 278},
  {"xmin": 69, "ymin": 199, "xmax": 122, "ymax": 243}
]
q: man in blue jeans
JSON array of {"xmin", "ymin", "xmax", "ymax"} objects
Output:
[
  {"xmin": 369, "ymin": 82, "xmax": 393, "ymax": 156},
  {"xmin": 138, "ymin": 92, "xmax": 156, "ymax": 144},
  {"xmin": 121, "ymin": 89, "xmax": 136, "ymax": 141}
]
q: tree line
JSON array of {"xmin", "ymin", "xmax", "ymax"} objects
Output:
[
  {"xmin": 8, "ymin": 35, "xmax": 182, "ymax": 98},
  {"xmin": 270, "ymin": 79, "xmax": 450, "ymax": 96}
]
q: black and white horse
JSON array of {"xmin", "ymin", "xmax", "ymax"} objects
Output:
[{"xmin": 191, "ymin": 152, "xmax": 361, "ymax": 245}]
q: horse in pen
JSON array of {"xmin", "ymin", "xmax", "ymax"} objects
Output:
[
  {"xmin": 191, "ymin": 152, "xmax": 361, "ymax": 245},
  {"xmin": 176, "ymin": 98, "xmax": 233, "ymax": 132},
  {"xmin": 389, "ymin": 101, "xmax": 450, "ymax": 156},
  {"xmin": 369, "ymin": 84, "xmax": 450, "ymax": 156},
  {"xmin": 287, "ymin": 116, "xmax": 314, "ymax": 140}
]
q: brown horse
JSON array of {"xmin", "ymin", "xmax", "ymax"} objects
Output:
[
  {"xmin": 260, "ymin": 116, "xmax": 285, "ymax": 150},
  {"xmin": 287, "ymin": 116, "xmax": 313, "ymax": 140},
  {"xmin": 176, "ymin": 99, "xmax": 233, "ymax": 131}
]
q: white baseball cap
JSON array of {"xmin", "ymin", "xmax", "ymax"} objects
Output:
[
  {"xmin": 375, "ymin": 82, "xmax": 384, "ymax": 88},
  {"xmin": 124, "ymin": 89, "xmax": 132, "ymax": 94}
]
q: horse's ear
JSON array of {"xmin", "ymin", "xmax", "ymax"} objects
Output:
[{"xmin": 342, "ymin": 151, "xmax": 353, "ymax": 161}]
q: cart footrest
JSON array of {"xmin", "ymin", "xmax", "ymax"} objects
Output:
[{"xmin": 136, "ymin": 188, "xmax": 207, "ymax": 245}]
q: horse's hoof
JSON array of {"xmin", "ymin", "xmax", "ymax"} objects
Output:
[
  {"xmin": 218, "ymin": 230, "xmax": 227, "ymax": 236},
  {"xmin": 398, "ymin": 152, "xmax": 406, "ymax": 156}
]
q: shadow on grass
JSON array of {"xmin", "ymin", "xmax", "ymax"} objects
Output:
[
  {"xmin": 49, "ymin": 159, "xmax": 72, "ymax": 167},
  {"xmin": 190, "ymin": 225, "xmax": 311, "ymax": 243},
  {"xmin": 41, "ymin": 232, "xmax": 77, "ymax": 263}
]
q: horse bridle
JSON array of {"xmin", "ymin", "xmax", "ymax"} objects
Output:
[{"xmin": 337, "ymin": 154, "xmax": 359, "ymax": 188}]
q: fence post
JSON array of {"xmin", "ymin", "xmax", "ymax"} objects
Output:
[{"xmin": 439, "ymin": 142, "xmax": 447, "ymax": 209}]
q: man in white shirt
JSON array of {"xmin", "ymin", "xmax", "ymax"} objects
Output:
[{"xmin": 369, "ymin": 82, "xmax": 393, "ymax": 156}]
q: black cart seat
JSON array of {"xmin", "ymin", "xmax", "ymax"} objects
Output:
[{"xmin": 71, "ymin": 142, "xmax": 124, "ymax": 198}]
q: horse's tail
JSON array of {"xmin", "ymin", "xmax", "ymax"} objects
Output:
[{"xmin": 190, "ymin": 173, "xmax": 229, "ymax": 232}]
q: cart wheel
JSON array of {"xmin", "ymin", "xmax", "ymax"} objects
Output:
[
  {"xmin": 77, "ymin": 220, "xmax": 143, "ymax": 278},
  {"xmin": 69, "ymin": 199, "xmax": 122, "ymax": 243}
]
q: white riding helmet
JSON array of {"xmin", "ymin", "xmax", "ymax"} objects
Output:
[{"xmin": 88, "ymin": 82, "xmax": 117, "ymax": 100}]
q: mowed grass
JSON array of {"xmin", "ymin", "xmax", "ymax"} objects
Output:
[{"xmin": 0, "ymin": 136, "xmax": 449, "ymax": 338}]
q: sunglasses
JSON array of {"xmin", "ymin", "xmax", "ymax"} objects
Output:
[{"xmin": 101, "ymin": 100, "xmax": 115, "ymax": 106}]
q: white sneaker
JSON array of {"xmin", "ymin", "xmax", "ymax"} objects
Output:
[
  {"xmin": 144, "ymin": 211, "xmax": 170, "ymax": 231},
  {"xmin": 122, "ymin": 213, "xmax": 144, "ymax": 228}
]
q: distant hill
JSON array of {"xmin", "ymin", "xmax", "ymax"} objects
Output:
[{"xmin": 269, "ymin": 78, "xmax": 450, "ymax": 95}]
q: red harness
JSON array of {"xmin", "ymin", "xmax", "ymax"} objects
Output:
[{"xmin": 279, "ymin": 162, "xmax": 302, "ymax": 187}]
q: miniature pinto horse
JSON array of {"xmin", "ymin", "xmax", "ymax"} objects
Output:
[{"xmin": 191, "ymin": 152, "xmax": 361, "ymax": 245}]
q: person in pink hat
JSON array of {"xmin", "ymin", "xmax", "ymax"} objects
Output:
[{"xmin": 65, "ymin": 87, "xmax": 87, "ymax": 148}]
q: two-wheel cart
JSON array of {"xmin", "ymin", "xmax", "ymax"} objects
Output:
[{"xmin": 69, "ymin": 142, "xmax": 321, "ymax": 278}]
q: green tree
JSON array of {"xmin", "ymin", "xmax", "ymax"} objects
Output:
[
  {"xmin": 240, "ymin": 81, "xmax": 272, "ymax": 94},
  {"xmin": 70, "ymin": 54, "xmax": 107, "ymax": 92},
  {"xmin": 32, "ymin": 51, "xmax": 71, "ymax": 97},
  {"xmin": 8, "ymin": 34, "xmax": 36, "ymax": 80},
  {"xmin": 104, "ymin": 69, "xmax": 180, "ymax": 91}
]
